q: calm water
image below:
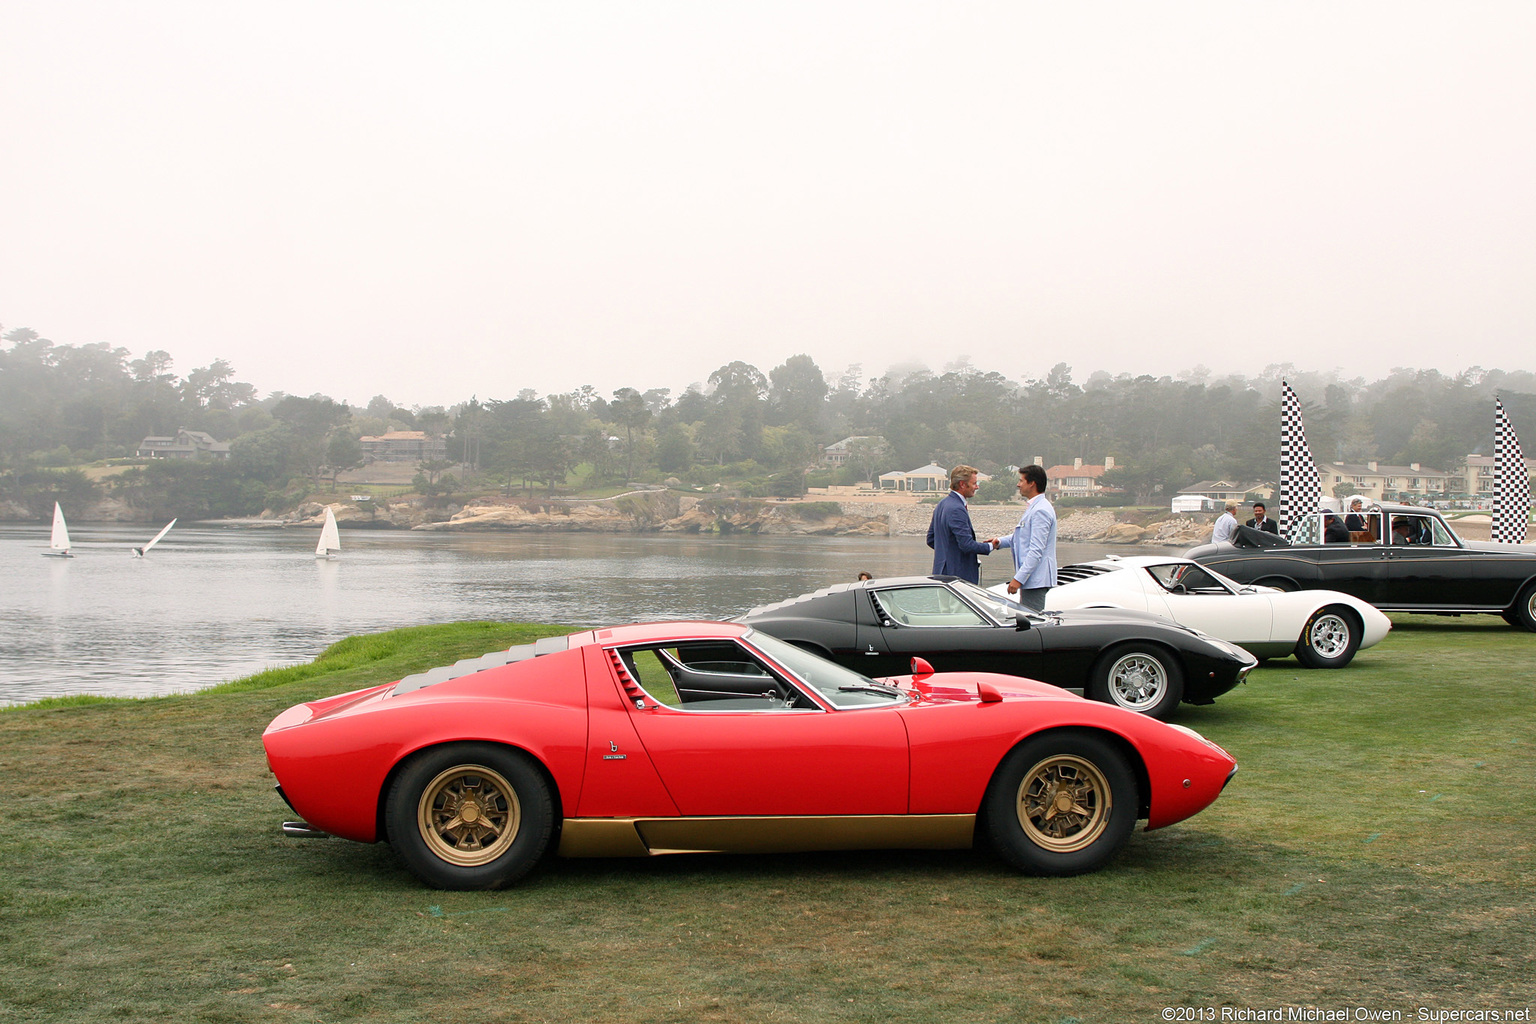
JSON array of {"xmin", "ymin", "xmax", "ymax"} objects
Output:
[{"xmin": 0, "ymin": 522, "xmax": 1166, "ymax": 704}]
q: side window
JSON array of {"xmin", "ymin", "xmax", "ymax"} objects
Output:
[
  {"xmin": 619, "ymin": 642, "xmax": 812, "ymax": 712},
  {"xmin": 1429, "ymin": 517, "xmax": 1457, "ymax": 547},
  {"xmin": 1390, "ymin": 516, "xmax": 1433, "ymax": 545},
  {"xmin": 1148, "ymin": 563, "xmax": 1229, "ymax": 595},
  {"xmin": 873, "ymin": 586, "xmax": 989, "ymax": 627},
  {"xmin": 623, "ymin": 649, "xmax": 683, "ymax": 707},
  {"xmin": 1289, "ymin": 515, "xmax": 1320, "ymax": 545}
]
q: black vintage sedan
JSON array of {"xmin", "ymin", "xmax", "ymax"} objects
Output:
[
  {"xmin": 737, "ymin": 575, "xmax": 1257, "ymax": 720},
  {"xmin": 1187, "ymin": 503, "xmax": 1536, "ymax": 630}
]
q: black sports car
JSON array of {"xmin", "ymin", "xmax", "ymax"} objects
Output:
[
  {"xmin": 737, "ymin": 575, "xmax": 1257, "ymax": 720},
  {"xmin": 1187, "ymin": 503, "xmax": 1536, "ymax": 630}
]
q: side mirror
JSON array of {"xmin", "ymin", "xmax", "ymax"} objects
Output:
[
  {"xmin": 910, "ymin": 657, "xmax": 935, "ymax": 680},
  {"xmin": 1014, "ymin": 613, "xmax": 1032, "ymax": 632}
]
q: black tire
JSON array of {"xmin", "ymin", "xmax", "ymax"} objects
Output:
[
  {"xmin": 1252, "ymin": 576, "xmax": 1299, "ymax": 593},
  {"xmin": 385, "ymin": 743, "xmax": 555, "ymax": 890},
  {"xmin": 1293, "ymin": 605, "xmax": 1361, "ymax": 669},
  {"xmin": 982, "ymin": 731, "xmax": 1138, "ymax": 876},
  {"xmin": 1086, "ymin": 644, "xmax": 1184, "ymax": 720},
  {"xmin": 1505, "ymin": 584, "xmax": 1536, "ymax": 632}
]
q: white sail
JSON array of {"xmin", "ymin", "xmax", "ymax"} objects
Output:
[
  {"xmin": 133, "ymin": 518, "xmax": 177, "ymax": 557},
  {"xmin": 315, "ymin": 507, "xmax": 341, "ymax": 558},
  {"xmin": 44, "ymin": 502, "xmax": 73, "ymax": 558}
]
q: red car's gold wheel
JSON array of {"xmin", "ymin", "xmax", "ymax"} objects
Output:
[
  {"xmin": 386, "ymin": 744, "xmax": 554, "ymax": 889},
  {"xmin": 416, "ymin": 763, "xmax": 523, "ymax": 867},
  {"xmin": 984, "ymin": 731, "xmax": 1137, "ymax": 875},
  {"xmin": 1015, "ymin": 754, "xmax": 1112, "ymax": 853}
]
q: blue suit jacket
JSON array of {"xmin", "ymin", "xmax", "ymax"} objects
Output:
[{"xmin": 926, "ymin": 491, "xmax": 993, "ymax": 584}]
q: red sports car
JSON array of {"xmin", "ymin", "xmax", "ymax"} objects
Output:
[{"xmin": 263, "ymin": 622, "xmax": 1237, "ymax": 889}]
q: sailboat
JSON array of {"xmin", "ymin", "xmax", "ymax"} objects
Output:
[
  {"xmin": 131, "ymin": 518, "xmax": 177, "ymax": 557},
  {"xmin": 315, "ymin": 506, "xmax": 341, "ymax": 559},
  {"xmin": 42, "ymin": 502, "xmax": 73, "ymax": 558}
]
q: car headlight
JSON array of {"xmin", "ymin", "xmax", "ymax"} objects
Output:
[{"xmin": 1187, "ymin": 628, "xmax": 1245, "ymax": 659}]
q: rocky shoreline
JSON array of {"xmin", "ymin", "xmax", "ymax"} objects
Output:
[
  {"xmin": 5, "ymin": 489, "xmax": 1216, "ymax": 544},
  {"xmin": 256, "ymin": 492, "xmax": 1215, "ymax": 545}
]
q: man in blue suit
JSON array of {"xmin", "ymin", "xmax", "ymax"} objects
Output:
[{"xmin": 926, "ymin": 464, "xmax": 994, "ymax": 584}]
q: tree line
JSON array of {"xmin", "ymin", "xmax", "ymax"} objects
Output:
[{"xmin": 3, "ymin": 322, "xmax": 1534, "ymax": 519}]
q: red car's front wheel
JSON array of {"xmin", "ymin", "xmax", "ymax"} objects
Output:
[
  {"xmin": 983, "ymin": 732, "xmax": 1137, "ymax": 876},
  {"xmin": 386, "ymin": 744, "xmax": 555, "ymax": 890}
]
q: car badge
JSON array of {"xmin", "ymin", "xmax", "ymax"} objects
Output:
[{"xmin": 603, "ymin": 740, "xmax": 626, "ymax": 761}]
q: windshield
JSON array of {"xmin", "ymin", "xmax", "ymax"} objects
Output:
[
  {"xmin": 743, "ymin": 630, "xmax": 906, "ymax": 707},
  {"xmin": 949, "ymin": 579, "xmax": 1044, "ymax": 626}
]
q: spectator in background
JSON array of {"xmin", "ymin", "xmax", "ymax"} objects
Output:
[
  {"xmin": 1212, "ymin": 501, "xmax": 1239, "ymax": 544},
  {"xmin": 1245, "ymin": 502, "xmax": 1279, "ymax": 535},
  {"xmin": 1345, "ymin": 497, "xmax": 1368, "ymax": 532}
]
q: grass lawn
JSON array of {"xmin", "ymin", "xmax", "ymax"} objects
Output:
[{"xmin": 1, "ymin": 616, "xmax": 1532, "ymax": 1023}]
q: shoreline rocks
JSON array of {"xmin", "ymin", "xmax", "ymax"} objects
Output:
[{"xmin": 9, "ymin": 489, "xmax": 1222, "ymax": 545}]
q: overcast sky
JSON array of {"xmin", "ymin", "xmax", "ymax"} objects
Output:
[{"xmin": 3, "ymin": 2, "xmax": 1533, "ymax": 408}]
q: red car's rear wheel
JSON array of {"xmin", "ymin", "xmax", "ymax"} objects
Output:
[
  {"xmin": 983, "ymin": 732, "xmax": 1137, "ymax": 876},
  {"xmin": 386, "ymin": 744, "xmax": 554, "ymax": 890}
]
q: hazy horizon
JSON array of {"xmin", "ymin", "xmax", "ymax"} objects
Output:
[{"xmin": 4, "ymin": 3, "xmax": 1533, "ymax": 407}]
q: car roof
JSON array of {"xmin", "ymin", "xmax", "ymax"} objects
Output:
[
  {"xmin": 579, "ymin": 621, "xmax": 751, "ymax": 647},
  {"xmin": 743, "ymin": 575, "xmax": 959, "ymax": 617}
]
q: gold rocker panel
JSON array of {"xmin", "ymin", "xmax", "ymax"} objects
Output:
[{"xmin": 557, "ymin": 814, "xmax": 977, "ymax": 858}]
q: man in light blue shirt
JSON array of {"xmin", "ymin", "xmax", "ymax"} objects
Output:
[
  {"xmin": 992, "ymin": 464, "xmax": 1057, "ymax": 612},
  {"xmin": 1211, "ymin": 501, "xmax": 1239, "ymax": 544}
]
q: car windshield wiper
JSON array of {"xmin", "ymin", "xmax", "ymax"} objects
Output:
[{"xmin": 837, "ymin": 682, "xmax": 903, "ymax": 696}]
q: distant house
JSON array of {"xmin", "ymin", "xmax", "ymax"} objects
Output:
[
  {"xmin": 359, "ymin": 431, "xmax": 448, "ymax": 463},
  {"xmin": 1041, "ymin": 457, "xmax": 1116, "ymax": 498},
  {"xmin": 1457, "ymin": 454, "xmax": 1536, "ymax": 500},
  {"xmin": 1177, "ymin": 480, "xmax": 1264, "ymax": 503},
  {"xmin": 1315, "ymin": 461, "xmax": 1453, "ymax": 502},
  {"xmin": 820, "ymin": 436, "xmax": 886, "ymax": 468},
  {"xmin": 880, "ymin": 463, "xmax": 990, "ymax": 493},
  {"xmin": 136, "ymin": 428, "xmax": 231, "ymax": 461}
]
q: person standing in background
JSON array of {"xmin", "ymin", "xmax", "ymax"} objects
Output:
[
  {"xmin": 1245, "ymin": 502, "xmax": 1279, "ymax": 534},
  {"xmin": 1212, "ymin": 501, "xmax": 1239, "ymax": 543}
]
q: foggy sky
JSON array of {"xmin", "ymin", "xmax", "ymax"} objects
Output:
[{"xmin": 3, "ymin": 2, "xmax": 1533, "ymax": 409}]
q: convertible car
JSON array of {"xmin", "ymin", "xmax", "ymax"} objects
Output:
[
  {"xmin": 737, "ymin": 576, "xmax": 1256, "ymax": 719},
  {"xmin": 1188, "ymin": 503, "xmax": 1536, "ymax": 630},
  {"xmin": 264, "ymin": 622, "xmax": 1237, "ymax": 890},
  {"xmin": 990, "ymin": 556, "xmax": 1391, "ymax": 668}
]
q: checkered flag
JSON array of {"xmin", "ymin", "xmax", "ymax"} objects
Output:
[
  {"xmin": 1493, "ymin": 399, "xmax": 1530, "ymax": 544},
  {"xmin": 1279, "ymin": 381, "xmax": 1323, "ymax": 537}
]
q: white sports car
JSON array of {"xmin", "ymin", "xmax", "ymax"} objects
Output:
[{"xmin": 990, "ymin": 555, "xmax": 1391, "ymax": 668}]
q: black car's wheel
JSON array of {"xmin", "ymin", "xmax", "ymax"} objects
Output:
[
  {"xmin": 385, "ymin": 743, "xmax": 554, "ymax": 890},
  {"xmin": 1293, "ymin": 606, "xmax": 1360, "ymax": 668},
  {"xmin": 982, "ymin": 731, "xmax": 1137, "ymax": 876},
  {"xmin": 1252, "ymin": 576, "xmax": 1299, "ymax": 593},
  {"xmin": 1087, "ymin": 644, "xmax": 1184, "ymax": 719},
  {"xmin": 1505, "ymin": 584, "xmax": 1536, "ymax": 632}
]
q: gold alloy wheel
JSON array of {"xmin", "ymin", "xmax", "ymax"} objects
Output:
[
  {"xmin": 416, "ymin": 763, "xmax": 522, "ymax": 867},
  {"xmin": 1015, "ymin": 754, "xmax": 1112, "ymax": 853}
]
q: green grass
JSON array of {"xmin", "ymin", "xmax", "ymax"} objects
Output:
[{"xmin": 1, "ymin": 615, "xmax": 1533, "ymax": 1022}]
